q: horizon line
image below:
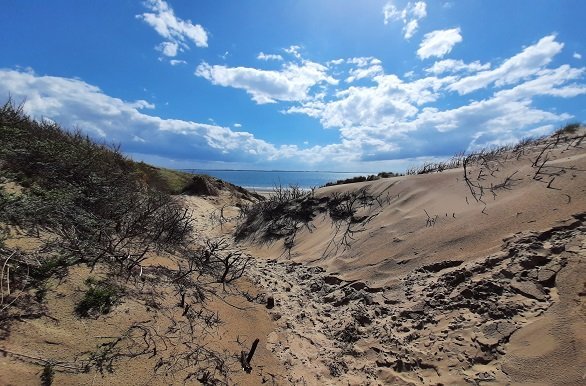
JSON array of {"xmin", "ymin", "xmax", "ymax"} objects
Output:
[{"xmin": 179, "ymin": 168, "xmax": 373, "ymax": 174}]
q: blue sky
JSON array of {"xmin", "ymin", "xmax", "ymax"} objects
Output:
[{"xmin": 1, "ymin": 1, "xmax": 585, "ymax": 172}]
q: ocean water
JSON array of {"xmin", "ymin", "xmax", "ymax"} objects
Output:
[{"xmin": 183, "ymin": 169, "xmax": 368, "ymax": 190}]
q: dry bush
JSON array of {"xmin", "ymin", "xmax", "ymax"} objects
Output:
[
  {"xmin": 235, "ymin": 184, "xmax": 390, "ymax": 257},
  {"xmin": 0, "ymin": 100, "xmax": 255, "ymax": 382}
]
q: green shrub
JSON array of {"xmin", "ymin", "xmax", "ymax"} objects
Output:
[
  {"xmin": 0, "ymin": 100, "xmax": 193, "ymax": 272},
  {"xmin": 30, "ymin": 255, "xmax": 75, "ymax": 283},
  {"xmin": 75, "ymin": 278, "xmax": 121, "ymax": 317}
]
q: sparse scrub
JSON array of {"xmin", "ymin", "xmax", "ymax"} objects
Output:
[
  {"xmin": 457, "ymin": 125, "xmax": 585, "ymax": 212},
  {"xmin": 323, "ymin": 171, "xmax": 402, "ymax": 187},
  {"xmin": 75, "ymin": 277, "xmax": 121, "ymax": 317},
  {"xmin": 40, "ymin": 362, "xmax": 54, "ymax": 386},
  {"xmin": 0, "ymin": 100, "xmax": 258, "ymax": 381},
  {"xmin": 0, "ymin": 100, "xmax": 193, "ymax": 275},
  {"xmin": 556, "ymin": 122, "xmax": 581, "ymax": 135},
  {"xmin": 236, "ymin": 184, "xmax": 390, "ymax": 257}
]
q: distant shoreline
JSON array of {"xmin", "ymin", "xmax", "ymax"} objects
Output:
[
  {"xmin": 179, "ymin": 169, "xmax": 370, "ymax": 190},
  {"xmin": 180, "ymin": 168, "xmax": 372, "ymax": 174}
]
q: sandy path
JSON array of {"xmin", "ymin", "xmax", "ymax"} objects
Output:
[{"xmin": 247, "ymin": 213, "xmax": 586, "ymax": 385}]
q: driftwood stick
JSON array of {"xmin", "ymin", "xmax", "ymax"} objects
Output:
[
  {"xmin": 1, "ymin": 251, "xmax": 16, "ymax": 304},
  {"xmin": 246, "ymin": 338, "xmax": 260, "ymax": 365},
  {"xmin": 0, "ymin": 348, "xmax": 82, "ymax": 372},
  {"xmin": 241, "ymin": 338, "xmax": 260, "ymax": 373}
]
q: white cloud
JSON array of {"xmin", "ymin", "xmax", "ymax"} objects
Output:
[
  {"xmin": 157, "ymin": 41, "xmax": 179, "ymax": 57},
  {"xmin": 287, "ymin": 73, "xmax": 454, "ymax": 130},
  {"xmin": 383, "ymin": 2, "xmax": 401, "ymax": 22},
  {"xmin": 417, "ymin": 28, "xmax": 462, "ymax": 60},
  {"xmin": 286, "ymin": 34, "xmax": 585, "ymax": 160},
  {"xmin": 195, "ymin": 61, "xmax": 338, "ymax": 104},
  {"xmin": 410, "ymin": 1, "xmax": 427, "ymax": 19},
  {"xmin": 347, "ymin": 57, "xmax": 381, "ymax": 67},
  {"xmin": 327, "ymin": 58, "xmax": 345, "ymax": 66},
  {"xmin": 2, "ymin": 34, "xmax": 584, "ymax": 171},
  {"xmin": 284, "ymin": 45, "xmax": 302, "ymax": 59},
  {"xmin": 345, "ymin": 57, "xmax": 384, "ymax": 82},
  {"xmin": 448, "ymin": 34, "xmax": 563, "ymax": 94},
  {"xmin": 425, "ymin": 59, "xmax": 490, "ymax": 74},
  {"xmin": 383, "ymin": 1, "xmax": 427, "ymax": 39},
  {"xmin": 346, "ymin": 65, "xmax": 384, "ymax": 83},
  {"xmin": 138, "ymin": 0, "xmax": 208, "ymax": 59},
  {"xmin": 257, "ymin": 52, "xmax": 284, "ymax": 61},
  {"xmin": 169, "ymin": 59, "xmax": 187, "ymax": 66},
  {"xmin": 0, "ymin": 68, "xmax": 290, "ymax": 165},
  {"xmin": 493, "ymin": 65, "xmax": 586, "ymax": 100},
  {"xmin": 574, "ymin": 52, "xmax": 582, "ymax": 60}
]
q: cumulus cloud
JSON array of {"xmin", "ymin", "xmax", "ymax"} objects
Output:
[
  {"xmin": 0, "ymin": 69, "xmax": 369, "ymax": 169},
  {"xmin": 138, "ymin": 0, "xmax": 208, "ymax": 58},
  {"xmin": 284, "ymin": 45, "xmax": 302, "ymax": 59},
  {"xmin": 286, "ymin": 34, "xmax": 585, "ymax": 160},
  {"xmin": 574, "ymin": 52, "xmax": 582, "ymax": 60},
  {"xmin": 448, "ymin": 34, "xmax": 563, "ymax": 94},
  {"xmin": 0, "ymin": 68, "xmax": 281, "ymax": 164},
  {"xmin": 345, "ymin": 57, "xmax": 384, "ymax": 82},
  {"xmin": 417, "ymin": 28, "xmax": 463, "ymax": 59},
  {"xmin": 157, "ymin": 41, "xmax": 179, "ymax": 57},
  {"xmin": 425, "ymin": 59, "xmax": 490, "ymax": 74},
  {"xmin": 257, "ymin": 52, "xmax": 283, "ymax": 61},
  {"xmin": 2, "ymin": 34, "xmax": 584, "ymax": 170},
  {"xmin": 195, "ymin": 61, "xmax": 338, "ymax": 104},
  {"xmin": 383, "ymin": 1, "xmax": 427, "ymax": 39},
  {"xmin": 287, "ymin": 73, "xmax": 454, "ymax": 130},
  {"xmin": 169, "ymin": 59, "xmax": 187, "ymax": 66}
]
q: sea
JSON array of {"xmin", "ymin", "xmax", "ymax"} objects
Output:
[{"xmin": 182, "ymin": 169, "xmax": 368, "ymax": 190}]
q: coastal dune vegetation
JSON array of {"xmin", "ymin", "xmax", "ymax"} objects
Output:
[
  {"xmin": 1, "ymin": 98, "xmax": 585, "ymax": 385},
  {"xmin": 0, "ymin": 101, "xmax": 270, "ymax": 385}
]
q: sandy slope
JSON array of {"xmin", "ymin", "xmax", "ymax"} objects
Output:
[
  {"xmin": 1, "ymin": 131, "xmax": 584, "ymax": 385},
  {"xmin": 243, "ymin": 131, "xmax": 586, "ymax": 385},
  {"xmin": 0, "ymin": 191, "xmax": 287, "ymax": 385}
]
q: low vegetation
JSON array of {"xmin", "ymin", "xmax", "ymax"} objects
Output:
[
  {"xmin": 406, "ymin": 122, "xmax": 583, "ymax": 176},
  {"xmin": 236, "ymin": 122, "xmax": 585, "ymax": 254},
  {"xmin": 0, "ymin": 100, "xmax": 254, "ymax": 383},
  {"xmin": 75, "ymin": 277, "xmax": 122, "ymax": 317},
  {"xmin": 322, "ymin": 171, "xmax": 402, "ymax": 187},
  {"xmin": 236, "ymin": 184, "xmax": 391, "ymax": 257}
]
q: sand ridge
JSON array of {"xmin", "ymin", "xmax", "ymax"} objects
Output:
[
  {"xmin": 240, "ymin": 130, "xmax": 586, "ymax": 385},
  {"xmin": 1, "ymin": 129, "xmax": 584, "ymax": 385}
]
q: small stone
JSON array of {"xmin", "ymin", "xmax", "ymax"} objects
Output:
[
  {"xmin": 511, "ymin": 279, "xmax": 546, "ymax": 301},
  {"xmin": 537, "ymin": 269, "xmax": 557, "ymax": 287},
  {"xmin": 550, "ymin": 245, "xmax": 565, "ymax": 254}
]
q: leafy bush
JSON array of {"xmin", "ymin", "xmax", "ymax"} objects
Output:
[{"xmin": 75, "ymin": 278, "xmax": 121, "ymax": 317}]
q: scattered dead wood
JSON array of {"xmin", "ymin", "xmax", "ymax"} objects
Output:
[{"xmin": 240, "ymin": 338, "xmax": 260, "ymax": 374}]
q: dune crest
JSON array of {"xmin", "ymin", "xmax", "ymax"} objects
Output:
[{"xmin": 241, "ymin": 129, "xmax": 586, "ymax": 384}]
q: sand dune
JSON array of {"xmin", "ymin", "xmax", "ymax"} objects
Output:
[
  {"xmin": 242, "ymin": 130, "xmax": 586, "ymax": 384},
  {"xmin": 1, "ymin": 129, "xmax": 584, "ymax": 385}
]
